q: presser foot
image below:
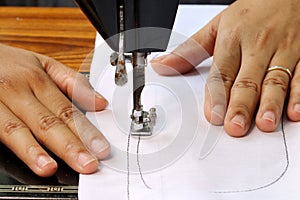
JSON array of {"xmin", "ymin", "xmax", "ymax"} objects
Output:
[{"xmin": 130, "ymin": 107, "xmax": 156, "ymax": 136}]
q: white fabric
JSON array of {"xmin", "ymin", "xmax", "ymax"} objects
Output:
[{"xmin": 79, "ymin": 5, "xmax": 300, "ymax": 200}]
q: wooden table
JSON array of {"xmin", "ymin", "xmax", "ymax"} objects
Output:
[{"xmin": 0, "ymin": 7, "xmax": 96, "ymax": 72}]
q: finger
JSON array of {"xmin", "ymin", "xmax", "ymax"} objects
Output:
[
  {"xmin": 1, "ymin": 90, "xmax": 99, "ymax": 174},
  {"xmin": 256, "ymin": 50, "xmax": 298, "ymax": 132},
  {"xmin": 224, "ymin": 48, "xmax": 274, "ymax": 137},
  {"xmin": 287, "ymin": 59, "xmax": 300, "ymax": 121},
  {"xmin": 204, "ymin": 25, "xmax": 241, "ymax": 125},
  {"xmin": 151, "ymin": 12, "xmax": 222, "ymax": 75},
  {"xmin": 0, "ymin": 102, "xmax": 57, "ymax": 177},
  {"xmin": 35, "ymin": 54, "xmax": 107, "ymax": 111},
  {"xmin": 27, "ymin": 72, "xmax": 110, "ymax": 160}
]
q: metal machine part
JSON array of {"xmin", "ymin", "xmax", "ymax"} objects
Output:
[
  {"xmin": 74, "ymin": 0, "xmax": 179, "ymax": 52},
  {"xmin": 75, "ymin": 0, "xmax": 179, "ymax": 136},
  {"xmin": 111, "ymin": 51, "xmax": 156, "ymax": 136},
  {"xmin": 114, "ymin": 3, "xmax": 128, "ymax": 86},
  {"xmin": 130, "ymin": 52, "xmax": 156, "ymax": 136}
]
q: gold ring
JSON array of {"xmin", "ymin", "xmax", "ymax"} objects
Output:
[{"xmin": 267, "ymin": 65, "xmax": 292, "ymax": 79}]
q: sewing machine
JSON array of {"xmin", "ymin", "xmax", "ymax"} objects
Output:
[{"xmin": 74, "ymin": 0, "xmax": 179, "ymax": 136}]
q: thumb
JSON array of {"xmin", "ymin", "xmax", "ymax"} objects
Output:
[
  {"xmin": 151, "ymin": 13, "xmax": 221, "ymax": 75},
  {"xmin": 36, "ymin": 54, "xmax": 108, "ymax": 112}
]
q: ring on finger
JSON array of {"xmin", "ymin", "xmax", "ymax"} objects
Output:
[{"xmin": 267, "ymin": 65, "xmax": 292, "ymax": 79}]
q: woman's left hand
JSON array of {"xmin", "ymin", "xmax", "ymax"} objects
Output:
[{"xmin": 152, "ymin": 0, "xmax": 300, "ymax": 136}]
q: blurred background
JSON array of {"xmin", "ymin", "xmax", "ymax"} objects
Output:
[{"xmin": 0, "ymin": 0, "xmax": 235, "ymax": 7}]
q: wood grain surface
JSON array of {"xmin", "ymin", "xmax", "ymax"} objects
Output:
[{"xmin": 0, "ymin": 7, "xmax": 96, "ymax": 72}]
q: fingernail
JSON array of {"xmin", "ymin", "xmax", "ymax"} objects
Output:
[
  {"xmin": 152, "ymin": 55, "xmax": 167, "ymax": 62},
  {"xmin": 231, "ymin": 114, "xmax": 246, "ymax": 129},
  {"xmin": 211, "ymin": 105, "xmax": 225, "ymax": 124},
  {"xmin": 77, "ymin": 152, "xmax": 97, "ymax": 168},
  {"xmin": 262, "ymin": 111, "xmax": 276, "ymax": 123},
  {"xmin": 95, "ymin": 91, "xmax": 107, "ymax": 101},
  {"xmin": 294, "ymin": 104, "xmax": 300, "ymax": 114},
  {"xmin": 95, "ymin": 91, "xmax": 108, "ymax": 108},
  {"xmin": 37, "ymin": 155, "xmax": 55, "ymax": 169},
  {"xmin": 91, "ymin": 138, "xmax": 110, "ymax": 154}
]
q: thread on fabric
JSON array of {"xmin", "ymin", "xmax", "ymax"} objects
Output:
[
  {"xmin": 126, "ymin": 133, "xmax": 131, "ymax": 200},
  {"xmin": 137, "ymin": 135, "xmax": 152, "ymax": 189},
  {"xmin": 214, "ymin": 112, "xmax": 289, "ymax": 194},
  {"xmin": 126, "ymin": 134, "xmax": 152, "ymax": 200}
]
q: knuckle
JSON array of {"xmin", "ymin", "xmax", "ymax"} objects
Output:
[
  {"xmin": 64, "ymin": 141, "xmax": 83, "ymax": 155},
  {"xmin": 239, "ymin": 8, "xmax": 249, "ymax": 16},
  {"xmin": 219, "ymin": 28, "xmax": 240, "ymax": 47},
  {"xmin": 0, "ymin": 76, "xmax": 15, "ymax": 91},
  {"xmin": 39, "ymin": 115, "xmax": 63, "ymax": 131},
  {"xmin": 208, "ymin": 69, "xmax": 235, "ymax": 88},
  {"xmin": 26, "ymin": 144, "xmax": 42, "ymax": 156},
  {"xmin": 279, "ymin": 30, "xmax": 299, "ymax": 51},
  {"xmin": 280, "ymin": 37, "xmax": 293, "ymax": 51},
  {"xmin": 263, "ymin": 76, "xmax": 289, "ymax": 93},
  {"xmin": 231, "ymin": 103, "xmax": 251, "ymax": 118},
  {"xmin": 236, "ymin": 103, "xmax": 250, "ymax": 113},
  {"xmin": 228, "ymin": 103, "xmax": 251, "ymax": 121},
  {"xmin": 57, "ymin": 105, "xmax": 82, "ymax": 124},
  {"xmin": 232, "ymin": 78, "xmax": 259, "ymax": 93},
  {"xmin": 2, "ymin": 120, "xmax": 26, "ymax": 136},
  {"xmin": 28, "ymin": 68, "xmax": 48, "ymax": 86},
  {"xmin": 254, "ymin": 27, "xmax": 272, "ymax": 48}
]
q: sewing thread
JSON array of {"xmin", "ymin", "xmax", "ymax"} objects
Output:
[
  {"xmin": 127, "ymin": 134, "xmax": 151, "ymax": 200},
  {"xmin": 214, "ymin": 113, "xmax": 289, "ymax": 193}
]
